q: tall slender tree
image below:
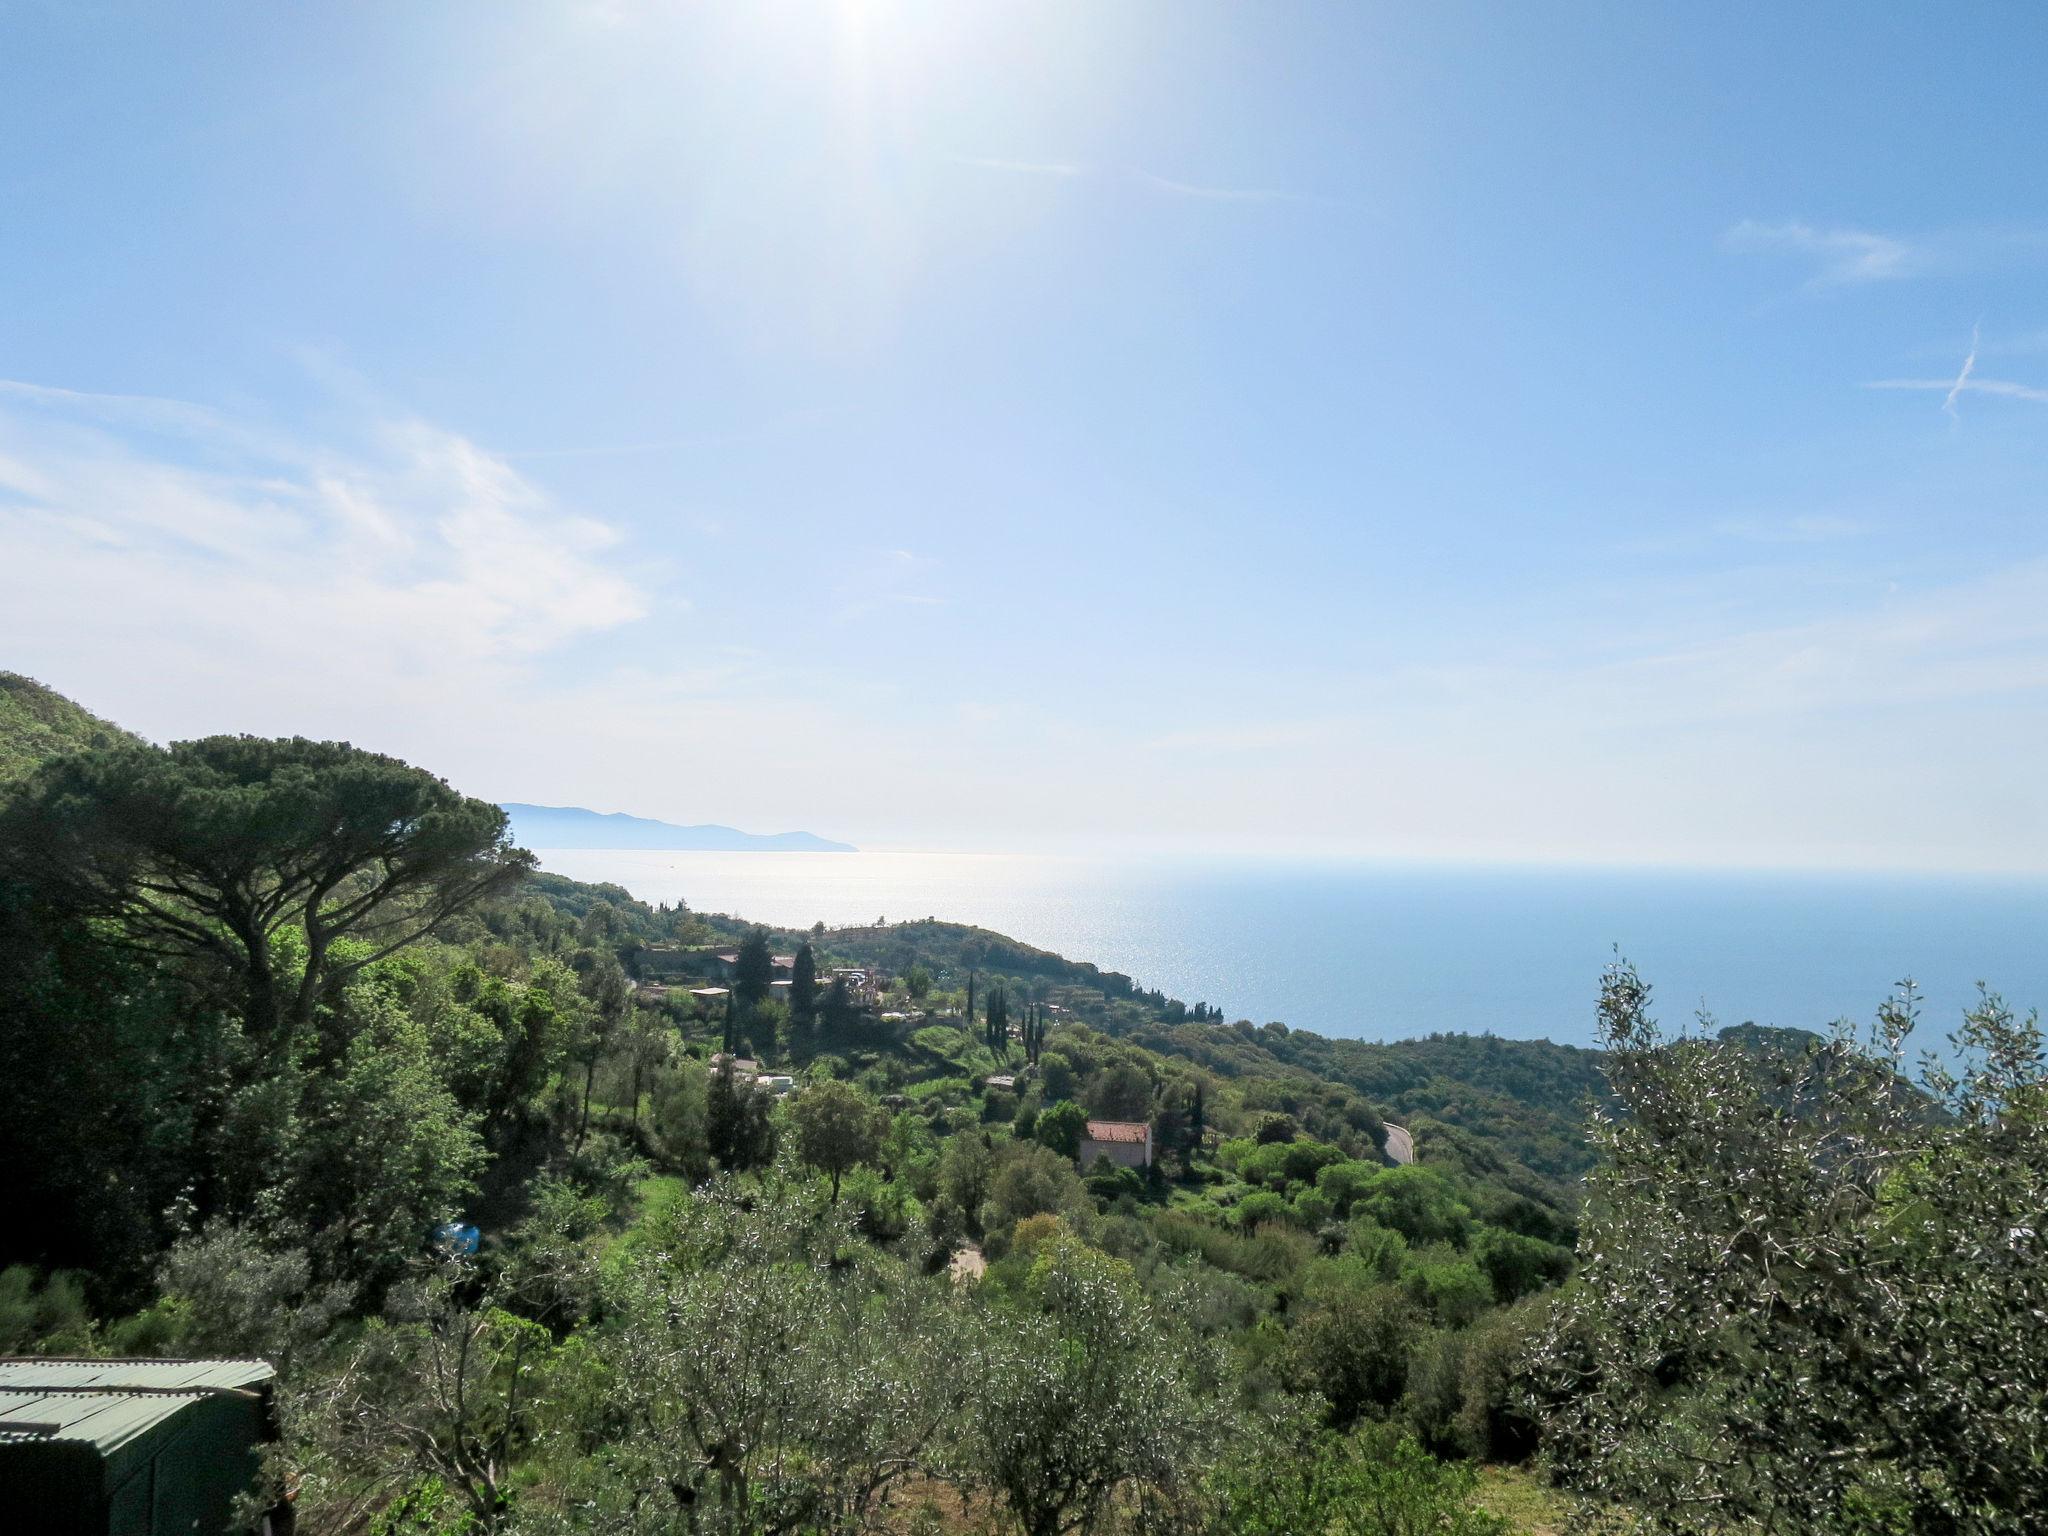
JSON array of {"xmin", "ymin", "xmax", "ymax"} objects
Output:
[
  {"xmin": 985, "ymin": 982, "xmax": 1010, "ymax": 1057},
  {"xmin": 733, "ymin": 927, "xmax": 774, "ymax": 1012},
  {"xmin": 790, "ymin": 942, "xmax": 818, "ymax": 1030}
]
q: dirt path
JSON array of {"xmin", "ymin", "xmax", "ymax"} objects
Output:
[
  {"xmin": 947, "ymin": 1244, "xmax": 987, "ymax": 1284},
  {"xmin": 1383, "ymin": 1121, "xmax": 1415, "ymax": 1165}
]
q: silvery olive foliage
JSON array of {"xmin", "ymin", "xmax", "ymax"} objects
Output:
[
  {"xmin": 283, "ymin": 1259, "xmax": 557, "ymax": 1536},
  {"xmin": 966, "ymin": 1235, "xmax": 1225, "ymax": 1536},
  {"xmin": 571, "ymin": 1172, "xmax": 971, "ymax": 1535},
  {"xmin": 1533, "ymin": 959, "xmax": 2048, "ymax": 1534}
]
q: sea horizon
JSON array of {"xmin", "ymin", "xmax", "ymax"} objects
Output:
[{"xmin": 528, "ymin": 847, "xmax": 2048, "ymax": 1053}]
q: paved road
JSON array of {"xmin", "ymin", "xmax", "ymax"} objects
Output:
[{"xmin": 1383, "ymin": 1122, "xmax": 1414, "ymax": 1165}]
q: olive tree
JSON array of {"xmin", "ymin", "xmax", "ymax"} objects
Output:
[
  {"xmin": 592, "ymin": 1177, "xmax": 967, "ymax": 1533},
  {"xmin": 283, "ymin": 1263, "xmax": 558, "ymax": 1536},
  {"xmin": 966, "ymin": 1235, "xmax": 1221, "ymax": 1536},
  {"xmin": 1534, "ymin": 959, "xmax": 2048, "ymax": 1535}
]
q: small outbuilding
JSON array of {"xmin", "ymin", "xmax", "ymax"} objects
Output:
[
  {"xmin": 0, "ymin": 1357, "xmax": 285, "ymax": 1535},
  {"xmin": 1079, "ymin": 1119, "xmax": 1153, "ymax": 1170}
]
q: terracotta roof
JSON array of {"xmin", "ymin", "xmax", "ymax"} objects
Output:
[{"xmin": 1083, "ymin": 1120, "xmax": 1149, "ymax": 1144}]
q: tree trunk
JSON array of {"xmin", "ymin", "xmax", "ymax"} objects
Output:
[{"xmin": 577, "ymin": 1057, "xmax": 596, "ymax": 1150}]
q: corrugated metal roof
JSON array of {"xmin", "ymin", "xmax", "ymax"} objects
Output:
[
  {"xmin": 0, "ymin": 1360, "xmax": 274, "ymax": 1454},
  {"xmin": 0, "ymin": 1359, "xmax": 273, "ymax": 1393}
]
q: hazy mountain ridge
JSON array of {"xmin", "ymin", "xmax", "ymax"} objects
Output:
[{"xmin": 501, "ymin": 801, "xmax": 855, "ymax": 853}]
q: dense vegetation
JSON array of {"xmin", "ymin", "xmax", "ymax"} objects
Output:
[
  {"xmin": 2, "ymin": 677, "xmax": 2042, "ymax": 1534},
  {"xmin": 0, "ymin": 669, "xmax": 136, "ymax": 780}
]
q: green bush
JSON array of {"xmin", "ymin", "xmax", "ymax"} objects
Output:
[
  {"xmin": 1473, "ymin": 1227, "xmax": 1572, "ymax": 1303},
  {"xmin": 1316, "ymin": 1158, "xmax": 1384, "ymax": 1217},
  {"xmin": 1211, "ymin": 1416, "xmax": 1508, "ymax": 1536},
  {"xmin": 1352, "ymin": 1165, "xmax": 1473, "ymax": 1247},
  {"xmin": 1285, "ymin": 1279, "xmax": 1422, "ymax": 1424},
  {"xmin": 0, "ymin": 1266, "xmax": 95, "ymax": 1353},
  {"xmin": 1235, "ymin": 1190, "xmax": 1296, "ymax": 1231},
  {"xmin": 1405, "ymin": 1258, "xmax": 1493, "ymax": 1328}
]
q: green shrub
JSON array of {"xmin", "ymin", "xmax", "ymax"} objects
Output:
[
  {"xmin": 1352, "ymin": 1165, "xmax": 1473, "ymax": 1247},
  {"xmin": 1472, "ymin": 1227, "xmax": 1572, "ymax": 1303},
  {"xmin": 0, "ymin": 1266, "xmax": 95, "ymax": 1354},
  {"xmin": 1235, "ymin": 1189, "xmax": 1295, "ymax": 1230},
  {"xmin": 1405, "ymin": 1258, "xmax": 1493, "ymax": 1328},
  {"xmin": 1316, "ymin": 1158, "xmax": 1384, "ymax": 1217}
]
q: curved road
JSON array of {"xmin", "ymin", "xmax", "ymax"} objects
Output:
[{"xmin": 1383, "ymin": 1121, "xmax": 1414, "ymax": 1166}]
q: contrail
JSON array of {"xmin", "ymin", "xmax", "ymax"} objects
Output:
[{"xmin": 1943, "ymin": 323, "xmax": 1981, "ymax": 417}]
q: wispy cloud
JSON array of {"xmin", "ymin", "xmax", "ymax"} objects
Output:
[
  {"xmin": 1942, "ymin": 324, "xmax": 1981, "ymax": 416},
  {"xmin": 1861, "ymin": 323, "xmax": 2048, "ymax": 414},
  {"xmin": 1864, "ymin": 376, "xmax": 2048, "ymax": 407},
  {"xmin": 0, "ymin": 377, "xmax": 648, "ymax": 689},
  {"xmin": 1721, "ymin": 220, "xmax": 1920, "ymax": 285},
  {"xmin": 1724, "ymin": 220, "xmax": 2048, "ymax": 289}
]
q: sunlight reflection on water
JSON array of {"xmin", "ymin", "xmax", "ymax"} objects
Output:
[{"xmin": 532, "ymin": 848, "xmax": 2048, "ymax": 1049}]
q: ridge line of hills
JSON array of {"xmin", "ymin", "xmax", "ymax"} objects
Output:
[
  {"xmin": 499, "ymin": 801, "xmax": 855, "ymax": 853},
  {"xmin": 0, "ymin": 670, "xmax": 1849, "ymax": 1219}
]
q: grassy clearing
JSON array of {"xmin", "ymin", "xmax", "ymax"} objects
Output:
[{"xmin": 1474, "ymin": 1464, "xmax": 1573, "ymax": 1535}]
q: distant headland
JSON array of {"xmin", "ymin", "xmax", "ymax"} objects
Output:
[{"xmin": 501, "ymin": 802, "xmax": 855, "ymax": 853}]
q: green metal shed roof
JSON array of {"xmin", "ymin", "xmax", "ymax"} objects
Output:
[{"xmin": 0, "ymin": 1359, "xmax": 274, "ymax": 1454}]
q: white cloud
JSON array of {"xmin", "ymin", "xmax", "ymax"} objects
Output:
[
  {"xmin": 1856, "ymin": 328, "xmax": 2048, "ymax": 418},
  {"xmin": 1723, "ymin": 219, "xmax": 1919, "ymax": 284},
  {"xmin": 0, "ymin": 378, "xmax": 648, "ymax": 716},
  {"xmin": 1723, "ymin": 220, "xmax": 2048, "ymax": 288},
  {"xmin": 1943, "ymin": 324, "xmax": 1980, "ymax": 417},
  {"xmin": 1864, "ymin": 376, "xmax": 2048, "ymax": 407}
]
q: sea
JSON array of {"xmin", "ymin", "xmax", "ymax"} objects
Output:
[{"xmin": 531, "ymin": 849, "xmax": 2048, "ymax": 1053}]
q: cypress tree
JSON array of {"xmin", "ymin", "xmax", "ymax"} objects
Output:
[
  {"xmin": 790, "ymin": 941, "xmax": 818, "ymax": 1029},
  {"xmin": 733, "ymin": 927, "xmax": 774, "ymax": 1011}
]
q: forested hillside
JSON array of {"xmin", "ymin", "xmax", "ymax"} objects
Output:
[
  {"xmin": 2, "ymin": 685, "xmax": 2043, "ymax": 1535},
  {"xmin": 0, "ymin": 671, "xmax": 137, "ymax": 779}
]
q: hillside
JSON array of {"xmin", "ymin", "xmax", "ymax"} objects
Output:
[
  {"xmin": 9, "ymin": 701, "xmax": 2002, "ymax": 1535},
  {"xmin": 501, "ymin": 801, "xmax": 856, "ymax": 852},
  {"xmin": 0, "ymin": 672, "xmax": 138, "ymax": 781},
  {"xmin": 493, "ymin": 893, "xmax": 1606, "ymax": 1217},
  {"xmin": 0, "ymin": 677, "xmax": 1615, "ymax": 1208}
]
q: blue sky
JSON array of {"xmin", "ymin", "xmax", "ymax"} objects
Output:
[{"xmin": 3, "ymin": 2, "xmax": 2047, "ymax": 867}]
